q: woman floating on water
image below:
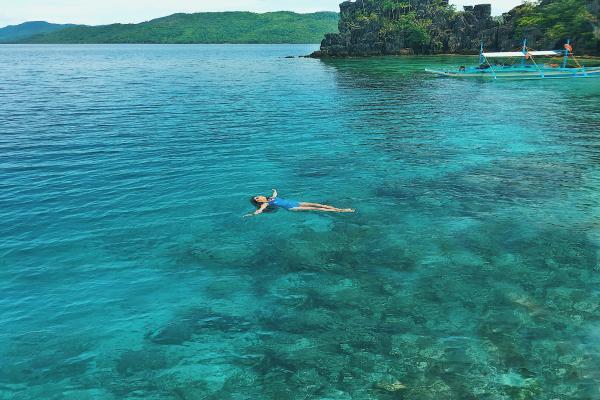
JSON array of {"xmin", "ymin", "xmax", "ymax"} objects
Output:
[{"xmin": 246, "ymin": 189, "xmax": 354, "ymax": 217}]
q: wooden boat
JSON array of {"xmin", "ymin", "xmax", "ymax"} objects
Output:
[{"xmin": 425, "ymin": 40, "xmax": 600, "ymax": 80}]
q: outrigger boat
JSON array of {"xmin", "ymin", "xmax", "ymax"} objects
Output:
[{"xmin": 425, "ymin": 40, "xmax": 600, "ymax": 80}]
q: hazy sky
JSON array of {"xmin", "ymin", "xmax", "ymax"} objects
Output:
[{"xmin": 0, "ymin": 0, "xmax": 523, "ymax": 27}]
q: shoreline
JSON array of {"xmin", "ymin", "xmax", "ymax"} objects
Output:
[
  {"xmin": 2, "ymin": 43, "xmax": 598, "ymax": 61},
  {"xmin": 306, "ymin": 52, "xmax": 600, "ymax": 60}
]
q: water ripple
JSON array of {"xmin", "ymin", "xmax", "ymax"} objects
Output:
[{"xmin": 0, "ymin": 44, "xmax": 599, "ymax": 399}]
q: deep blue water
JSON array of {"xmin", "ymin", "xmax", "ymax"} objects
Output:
[{"xmin": 1, "ymin": 44, "xmax": 599, "ymax": 399}]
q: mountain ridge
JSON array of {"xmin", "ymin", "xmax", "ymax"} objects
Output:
[
  {"xmin": 0, "ymin": 21, "xmax": 77, "ymax": 43},
  {"xmin": 14, "ymin": 12, "xmax": 339, "ymax": 44}
]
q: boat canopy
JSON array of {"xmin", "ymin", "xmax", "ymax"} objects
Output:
[
  {"xmin": 529, "ymin": 51, "xmax": 563, "ymax": 56},
  {"xmin": 483, "ymin": 51, "xmax": 526, "ymax": 57},
  {"xmin": 482, "ymin": 50, "xmax": 562, "ymax": 58}
]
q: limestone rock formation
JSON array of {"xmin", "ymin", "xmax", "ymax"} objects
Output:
[{"xmin": 313, "ymin": 0, "xmax": 599, "ymax": 57}]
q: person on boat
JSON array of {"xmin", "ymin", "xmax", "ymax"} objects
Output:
[{"xmin": 246, "ymin": 189, "xmax": 354, "ymax": 216}]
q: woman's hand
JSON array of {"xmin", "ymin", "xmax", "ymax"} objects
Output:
[
  {"xmin": 246, "ymin": 202, "xmax": 268, "ymax": 218},
  {"xmin": 244, "ymin": 209, "xmax": 264, "ymax": 218}
]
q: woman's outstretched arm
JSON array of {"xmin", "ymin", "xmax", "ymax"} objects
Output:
[{"xmin": 244, "ymin": 203, "xmax": 269, "ymax": 217}]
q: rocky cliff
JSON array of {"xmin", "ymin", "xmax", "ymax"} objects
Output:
[{"xmin": 313, "ymin": 0, "xmax": 599, "ymax": 56}]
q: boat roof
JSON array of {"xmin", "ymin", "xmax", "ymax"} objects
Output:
[{"xmin": 482, "ymin": 51, "xmax": 562, "ymax": 58}]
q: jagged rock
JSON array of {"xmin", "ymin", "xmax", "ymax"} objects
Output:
[
  {"xmin": 316, "ymin": 0, "xmax": 599, "ymax": 56},
  {"xmin": 317, "ymin": 0, "xmax": 498, "ymax": 56}
]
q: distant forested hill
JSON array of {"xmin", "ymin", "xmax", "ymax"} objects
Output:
[
  {"xmin": 18, "ymin": 12, "xmax": 340, "ymax": 44},
  {"xmin": 0, "ymin": 21, "xmax": 76, "ymax": 43}
]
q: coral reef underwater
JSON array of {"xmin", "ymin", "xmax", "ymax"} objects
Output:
[{"xmin": 0, "ymin": 47, "xmax": 598, "ymax": 400}]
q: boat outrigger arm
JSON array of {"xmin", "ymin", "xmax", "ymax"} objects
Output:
[{"xmin": 425, "ymin": 40, "xmax": 600, "ymax": 79}]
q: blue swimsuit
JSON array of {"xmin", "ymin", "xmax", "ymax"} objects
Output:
[{"xmin": 269, "ymin": 197, "xmax": 301, "ymax": 210}]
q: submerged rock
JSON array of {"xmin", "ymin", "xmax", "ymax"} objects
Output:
[
  {"xmin": 147, "ymin": 308, "xmax": 251, "ymax": 345},
  {"xmin": 115, "ymin": 349, "xmax": 167, "ymax": 377},
  {"xmin": 375, "ymin": 380, "xmax": 407, "ymax": 392},
  {"xmin": 147, "ymin": 322, "xmax": 194, "ymax": 345}
]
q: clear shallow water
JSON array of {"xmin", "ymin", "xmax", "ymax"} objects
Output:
[{"xmin": 0, "ymin": 44, "xmax": 599, "ymax": 399}]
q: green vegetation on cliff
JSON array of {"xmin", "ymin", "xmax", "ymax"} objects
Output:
[
  {"xmin": 380, "ymin": 12, "xmax": 432, "ymax": 50},
  {"xmin": 348, "ymin": 0, "xmax": 457, "ymax": 52},
  {"xmin": 515, "ymin": 0, "xmax": 598, "ymax": 54},
  {"xmin": 317, "ymin": 0, "xmax": 599, "ymax": 56},
  {"xmin": 317, "ymin": 0, "xmax": 488, "ymax": 56},
  {"xmin": 18, "ymin": 12, "xmax": 339, "ymax": 44}
]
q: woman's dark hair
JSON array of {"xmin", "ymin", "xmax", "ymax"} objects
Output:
[{"xmin": 250, "ymin": 197, "xmax": 277, "ymax": 213}]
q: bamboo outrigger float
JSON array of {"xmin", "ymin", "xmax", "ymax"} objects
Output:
[{"xmin": 425, "ymin": 40, "xmax": 600, "ymax": 80}]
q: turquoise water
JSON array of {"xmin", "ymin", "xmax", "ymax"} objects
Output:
[{"xmin": 1, "ymin": 44, "xmax": 599, "ymax": 399}]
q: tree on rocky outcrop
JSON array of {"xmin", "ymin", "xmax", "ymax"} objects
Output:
[
  {"xmin": 515, "ymin": 0, "xmax": 598, "ymax": 53},
  {"xmin": 380, "ymin": 12, "xmax": 432, "ymax": 52},
  {"xmin": 315, "ymin": 0, "xmax": 599, "ymax": 56},
  {"xmin": 381, "ymin": 0, "xmax": 412, "ymax": 20}
]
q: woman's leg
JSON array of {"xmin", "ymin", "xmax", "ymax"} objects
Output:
[
  {"xmin": 292, "ymin": 206, "xmax": 354, "ymax": 213},
  {"xmin": 299, "ymin": 202, "xmax": 341, "ymax": 210}
]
